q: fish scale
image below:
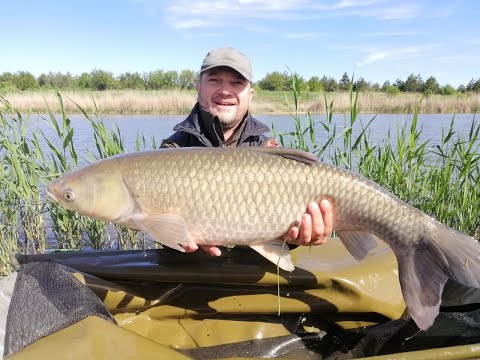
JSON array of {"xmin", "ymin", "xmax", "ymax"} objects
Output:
[{"xmin": 47, "ymin": 146, "xmax": 480, "ymax": 331}]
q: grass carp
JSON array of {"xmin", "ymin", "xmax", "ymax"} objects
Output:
[{"xmin": 46, "ymin": 147, "xmax": 480, "ymax": 330}]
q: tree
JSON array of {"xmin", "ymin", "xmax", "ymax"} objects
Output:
[
  {"xmin": 258, "ymin": 71, "xmax": 289, "ymax": 91},
  {"xmin": 339, "ymin": 72, "xmax": 351, "ymax": 90},
  {"xmin": 403, "ymin": 73, "xmax": 424, "ymax": 93},
  {"xmin": 75, "ymin": 73, "xmax": 90, "ymax": 89},
  {"xmin": 89, "ymin": 69, "xmax": 114, "ymax": 91},
  {"xmin": 178, "ymin": 70, "xmax": 198, "ymax": 90},
  {"xmin": 474, "ymin": 79, "xmax": 480, "ymax": 93},
  {"xmin": 162, "ymin": 70, "xmax": 179, "ymax": 89},
  {"xmin": 385, "ymin": 85, "xmax": 400, "ymax": 96},
  {"xmin": 371, "ymin": 82, "xmax": 381, "ymax": 91},
  {"xmin": 289, "ymin": 72, "xmax": 306, "ymax": 92},
  {"xmin": 457, "ymin": 84, "xmax": 466, "ymax": 93},
  {"xmin": 118, "ymin": 72, "xmax": 145, "ymax": 90},
  {"xmin": 381, "ymin": 80, "xmax": 391, "ymax": 92},
  {"xmin": 466, "ymin": 78, "xmax": 480, "ymax": 93},
  {"xmin": 0, "ymin": 72, "xmax": 15, "ymax": 83},
  {"xmin": 146, "ymin": 70, "xmax": 164, "ymax": 90},
  {"xmin": 441, "ymin": 84, "xmax": 456, "ymax": 95},
  {"xmin": 422, "ymin": 76, "xmax": 440, "ymax": 95},
  {"xmin": 15, "ymin": 71, "xmax": 38, "ymax": 90},
  {"xmin": 0, "ymin": 72, "xmax": 17, "ymax": 91},
  {"xmin": 395, "ymin": 79, "xmax": 406, "ymax": 92},
  {"xmin": 38, "ymin": 71, "xmax": 73, "ymax": 89},
  {"xmin": 354, "ymin": 77, "xmax": 369, "ymax": 92},
  {"xmin": 321, "ymin": 76, "xmax": 338, "ymax": 92},
  {"xmin": 307, "ymin": 76, "xmax": 323, "ymax": 92}
]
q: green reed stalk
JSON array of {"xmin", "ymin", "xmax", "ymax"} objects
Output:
[
  {"xmin": 39, "ymin": 92, "xmax": 84, "ymax": 249},
  {"xmin": 69, "ymin": 94, "xmax": 146, "ymax": 250},
  {"xmin": 275, "ymin": 79, "xmax": 480, "ymax": 240},
  {"xmin": 0, "ymin": 98, "xmax": 47, "ymax": 260}
]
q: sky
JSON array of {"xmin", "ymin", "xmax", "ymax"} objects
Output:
[{"xmin": 1, "ymin": 0, "xmax": 479, "ymax": 87}]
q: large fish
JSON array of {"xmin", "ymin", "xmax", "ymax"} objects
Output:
[{"xmin": 46, "ymin": 147, "xmax": 480, "ymax": 330}]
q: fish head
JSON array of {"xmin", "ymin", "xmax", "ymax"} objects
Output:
[{"xmin": 46, "ymin": 165, "xmax": 136, "ymax": 223}]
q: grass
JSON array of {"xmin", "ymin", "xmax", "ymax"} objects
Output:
[
  {"xmin": 0, "ymin": 86, "xmax": 479, "ymax": 275},
  {"xmin": 1, "ymin": 89, "xmax": 479, "ymax": 115}
]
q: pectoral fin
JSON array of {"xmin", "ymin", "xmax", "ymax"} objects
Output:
[
  {"xmin": 250, "ymin": 241, "xmax": 295, "ymax": 272},
  {"xmin": 131, "ymin": 213, "xmax": 191, "ymax": 252},
  {"xmin": 337, "ymin": 231, "xmax": 378, "ymax": 261}
]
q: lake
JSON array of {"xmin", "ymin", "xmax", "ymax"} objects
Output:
[{"xmin": 28, "ymin": 112, "xmax": 479, "ymax": 165}]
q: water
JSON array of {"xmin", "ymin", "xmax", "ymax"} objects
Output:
[{"xmin": 30, "ymin": 112, "xmax": 478, "ymax": 164}]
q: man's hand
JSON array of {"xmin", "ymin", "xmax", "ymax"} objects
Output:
[
  {"xmin": 287, "ymin": 199, "xmax": 333, "ymax": 246},
  {"xmin": 182, "ymin": 242, "xmax": 222, "ymax": 256},
  {"xmin": 183, "ymin": 199, "xmax": 333, "ymax": 256}
]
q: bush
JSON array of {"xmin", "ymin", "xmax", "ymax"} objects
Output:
[{"xmin": 385, "ymin": 85, "xmax": 400, "ymax": 96}]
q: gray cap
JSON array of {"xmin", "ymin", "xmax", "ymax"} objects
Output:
[{"xmin": 200, "ymin": 47, "xmax": 253, "ymax": 82}]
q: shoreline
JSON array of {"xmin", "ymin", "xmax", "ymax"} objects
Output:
[{"xmin": 1, "ymin": 90, "xmax": 479, "ymax": 115}]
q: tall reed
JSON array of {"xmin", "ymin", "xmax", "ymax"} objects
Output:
[
  {"xmin": 274, "ymin": 76, "xmax": 480, "ymax": 239},
  {"xmin": 0, "ymin": 98, "xmax": 47, "ymax": 273}
]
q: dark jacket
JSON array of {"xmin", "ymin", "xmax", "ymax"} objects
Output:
[{"xmin": 160, "ymin": 103, "xmax": 276, "ymax": 148}]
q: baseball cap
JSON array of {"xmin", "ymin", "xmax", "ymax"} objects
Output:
[{"xmin": 200, "ymin": 47, "xmax": 253, "ymax": 82}]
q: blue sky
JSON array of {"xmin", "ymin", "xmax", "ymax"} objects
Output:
[{"xmin": 2, "ymin": 0, "xmax": 479, "ymax": 87}]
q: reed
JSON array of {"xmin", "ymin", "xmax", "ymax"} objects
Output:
[
  {"xmin": 0, "ymin": 88, "xmax": 478, "ymax": 275},
  {"xmin": 2, "ymin": 90, "xmax": 198, "ymax": 115},
  {"xmin": 2, "ymin": 90, "xmax": 479, "ymax": 115},
  {"xmin": 274, "ymin": 76, "xmax": 480, "ymax": 238}
]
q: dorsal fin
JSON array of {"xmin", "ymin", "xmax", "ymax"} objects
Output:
[{"xmin": 248, "ymin": 147, "xmax": 318, "ymax": 165}]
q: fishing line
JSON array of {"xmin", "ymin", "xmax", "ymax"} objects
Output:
[{"xmin": 277, "ymin": 236, "xmax": 289, "ymax": 316}]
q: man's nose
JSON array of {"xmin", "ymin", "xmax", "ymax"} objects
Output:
[{"xmin": 218, "ymin": 82, "xmax": 234, "ymax": 94}]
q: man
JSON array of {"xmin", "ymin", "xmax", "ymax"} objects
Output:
[{"xmin": 161, "ymin": 47, "xmax": 333, "ymax": 256}]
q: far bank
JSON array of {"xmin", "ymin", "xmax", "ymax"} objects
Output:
[{"xmin": 1, "ymin": 90, "xmax": 479, "ymax": 115}]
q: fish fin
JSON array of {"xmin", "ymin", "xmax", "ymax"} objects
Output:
[
  {"xmin": 131, "ymin": 213, "xmax": 190, "ymax": 252},
  {"xmin": 250, "ymin": 241, "xmax": 295, "ymax": 272},
  {"xmin": 337, "ymin": 231, "xmax": 378, "ymax": 261},
  {"xmin": 249, "ymin": 147, "xmax": 318, "ymax": 165},
  {"xmin": 396, "ymin": 222, "xmax": 480, "ymax": 330}
]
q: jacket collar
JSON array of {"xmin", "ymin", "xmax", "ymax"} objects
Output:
[{"xmin": 173, "ymin": 103, "xmax": 269, "ymax": 146}]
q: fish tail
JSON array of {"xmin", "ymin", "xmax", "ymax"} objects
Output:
[{"xmin": 397, "ymin": 221, "xmax": 480, "ymax": 331}]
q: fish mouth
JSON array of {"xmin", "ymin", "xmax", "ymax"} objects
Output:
[{"xmin": 45, "ymin": 185, "xmax": 58, "ymax": 202}]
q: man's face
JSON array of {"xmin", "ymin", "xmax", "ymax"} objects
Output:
[{"xmin": 197, "ymin": 67, "xmax": 254, "ymax": 130}]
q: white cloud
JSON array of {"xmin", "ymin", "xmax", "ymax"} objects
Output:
[
  {"xmin": 322, "ymin": 0, "xmax": 383, "ymax": 11},
  {"xmin": 174, "ymin": 19, "xmax": 214, "ymax": 29},
  {"xmin": 379, "ymin": 3, "xmax": 419, "ymax": 20},
  {"xmin": 161, "ymin": 0, "xmax": 434, "ymax": 29},
  {"xmin": 355, "ymin": 45, "xmax": 438, "ymax": 67},
  {"xmin": 361, "ymin": 31, "xmax": 421, "ymax": 37},
  {"xmin": 283, "ymin": 31, "xmax": 328, "ymax": 39},
  {"xmin": 356, "ymin": 51, "xmax": 388, "ymax": 66}
]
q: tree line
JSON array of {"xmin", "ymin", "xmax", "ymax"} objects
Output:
[{"xmin": 1, "ymin": 69, "xmax": 479, "ymax": 95}]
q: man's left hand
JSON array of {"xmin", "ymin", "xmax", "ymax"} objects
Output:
[{"xmin": 287, "ymin": 199, "xmax": 333, "ymax": 246}]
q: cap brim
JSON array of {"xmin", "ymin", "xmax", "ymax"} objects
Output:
[{"xmin": 200, "ymin": 64, "xmax": 252, "ymax": 82}]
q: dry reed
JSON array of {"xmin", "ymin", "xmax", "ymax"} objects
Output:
[
  {"xmin": 2, "ymin": 90, "xmax": 479, "ymax": 115},
  {"xmin": 309, "ymin": 92, "xmax": 480, "ymax": 114}
]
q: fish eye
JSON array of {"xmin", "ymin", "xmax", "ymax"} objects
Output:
[{"xmin": 64, "ymin": 190, "xmax": 75, "ymax": 202}]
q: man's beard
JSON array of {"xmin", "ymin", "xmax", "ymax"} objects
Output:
[{"xmin": 216, "ymin": 112, "xmax": 241, "ymax": 130}]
